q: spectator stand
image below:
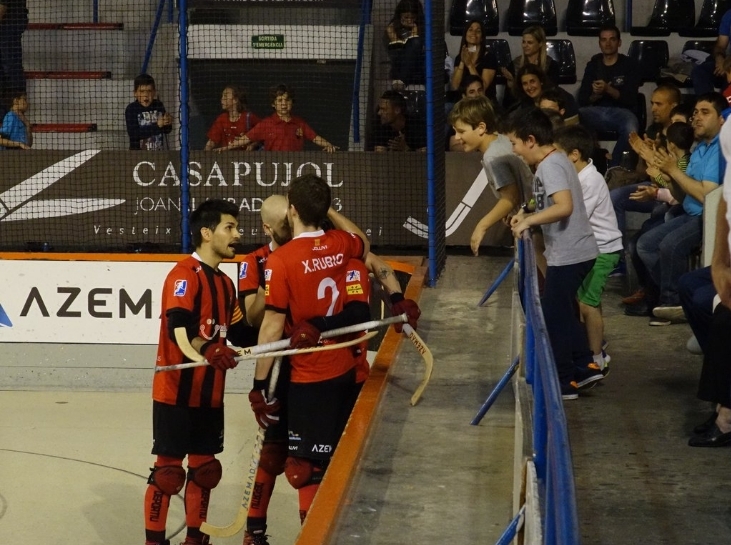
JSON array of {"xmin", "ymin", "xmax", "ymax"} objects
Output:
[{"xmin": 448, "ymin": 0, "xmax": 499, "ymax": 36}]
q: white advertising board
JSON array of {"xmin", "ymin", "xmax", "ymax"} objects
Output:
[{"xmin": 0, "ymin": 260, "xmax": 239, "ymax": 344}]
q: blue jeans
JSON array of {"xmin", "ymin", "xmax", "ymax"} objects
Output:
[
  {"xmin": 636, "ymin": 212, "xmax": 702, "ymax": 306},
  {"xmin": 678, "ymin": 266, "xmax": 715, "ymax": 354},
  {"xmin": 691, "ymin": 59, "xmax": 727, "ymax": 95},
  {"xmin": 610, "ymin": 182, "xmax": 656, "ymax": 233},
  {"xmin": 579, "ymin": 106, "xmax": 640, "ymax": 167}
]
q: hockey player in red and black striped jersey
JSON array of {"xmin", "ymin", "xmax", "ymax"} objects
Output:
[{"xmin": 144, "ymin": 199, "xmax": 257, "ymax": 545}]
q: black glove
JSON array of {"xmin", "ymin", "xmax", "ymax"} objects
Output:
[
  {"xmin": 289, "ymin": 320, "xmax": 322, "ymax": 349},
  {"xmin": 202, "ymin": 342, "xmax": 239, "ymax": 371},
  {"xmin": 390, "ymin": 292, "xmax": 421, "ymax": 333}
]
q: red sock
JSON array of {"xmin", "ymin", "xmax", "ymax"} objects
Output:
[
  {"xmin": 184, "ymin": 454, "xmax": 216, "ymax": 531},
  {"xmin": 144, "ymin": 455, "xmax": 183, "ymax": 542},
  {"xmin": 248, "ymin": 466, "xmax": 277, "ymax": 519},
  {"xmin": 297, "ymin": 483, "xmax": 319, "ymax": 523}
]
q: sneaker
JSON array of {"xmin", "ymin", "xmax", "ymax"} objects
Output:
[
  {"xmin": 601, "ymin": 350, "xmax": 611, "ymax": 365},
  {"xmin": 561, "ymin": 381, "xmax": 579, "ymax": 400},
  {"xmin": 575, "ymin": 363, "xmax": 604, "ymax": 389},
  {"xmin": 180, "ymin": 538, "xmax": 209, "ymax": 545},
  {"xmin": 652, "ymin": 305, "xmax": 686, "ymax": 322},
  {"xmin": 608, "ymin": 261, "xmax": 626, "ymax": 277},
  {"xmin": 649, "ymin": 316, "xmax": 672, "ymax": 326},
  {"xmin": 621, "ymin": 288, "xmax": 645, "ymax": 305},
  {"xmin": 244, "ymin": 531, "xmax": 270, "ymax": 545}
]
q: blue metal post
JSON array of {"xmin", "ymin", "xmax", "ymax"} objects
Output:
[
  {"xmin": 423, "ymin": 0, "xmax": 437, "ymax": 287},
  {"xmin": 179, "ymin": 0, "xmax": 191, "ymax": 253},
  {"xmin": 93, "ymin": 0, "xmax": 98, "ymax": 23},
  {"xmin": 142, "ymin": 0, "xmax": 168, "ymax": 75},
  {"xmin": 471, "ymin": 355, "xmax": 520, "ymax": 425},
  {"xmin": 168, "ymin": 0, "xmax": 174, "ymax": 23},
  {"xmin": 524, "ymin": 315, "xmax": 535, "ymax": 385},
  {"xmin": 477, "ymin": 259, "xmax": 514, "ymax": 307},
  {"xmin": 351, "ymin": 0, "xmax": 372, "ymax": 144},
  {"xmin": 532, "ymin": 339, "xmax": 548, "ymax": 481},
  {"xmin": 494, "ymin": 505, "xmax": 526, "ymax": 545}
]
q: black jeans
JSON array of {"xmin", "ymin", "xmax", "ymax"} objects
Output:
[
  {"xmin": 697, "ymin": 303, "xmax": 731, "ymax": 407},
  {"xmin": 541, "ymin": 259, "xmax": 596, "ymax": 384}
]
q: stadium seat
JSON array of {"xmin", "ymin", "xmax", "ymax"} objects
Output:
[
  {"xmin": 485, "ymin": 38, "xmax": 512, "ymax": 84},
  {"xmin": 628, "ymin": 40, "xmax": 670, "ymax": 83},
  {"xmin": 595, "ymin": 92, "xmax": 647, "ymax": 141},
  {"xmin": 506, "ymin": 0, "xmax": 557, "ymax": 37},
  {"xmin": 679, "ymin": 0, "xmax": 729, "ymax": 37},
  {"xmin": 630, "ymin": 0, "xmax": 695, "ymax": 36},
  {"xmin": 546, "ymin": 39, "xmax": 577, "ymax": 84},
  {"xmin": 448, "ymin": 0, "xmax": 500, "ymax": 37},
  {"xmin": 565, "ymin": 0, "xmax": 616, "ymax": 37}
]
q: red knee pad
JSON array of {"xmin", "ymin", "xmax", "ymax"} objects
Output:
[
  {"xmin": 188, "ymin": 458, "xmax": 222, "ymax": 490},
  {"xmin": 260, "ymin": 442, "xmax": 287, "ymax": 476},
  {"xmin": 148, "ymin": 465, "xmax": 186, "ymax": 496},
  {"xmin": 284, "ymin": 457, "xmax": 313, "ymax": 490}
]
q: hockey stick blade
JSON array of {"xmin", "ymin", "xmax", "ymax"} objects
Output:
[
  {"xmin": 201, "ymin": 357, "xmax": 282, "ymax": 538},
  {"xmin": 404, "ymin": 324, "xmax": 434, "ymax": 406},
  {"xmin": 157, "ymin": 332, "xmax": 377, "ymax": 372}
]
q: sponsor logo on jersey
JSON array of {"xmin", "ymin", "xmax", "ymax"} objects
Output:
[
  {"xmin": 346, "ymin": 269, "xmax": 360, "ymax": 282},
  {"xmin": 311, "ymin": 444, "xmax": 333, "ymax": 454},
  {"xmin": 264, "ymin": 268, "xmax": 272, "ymax": 281},
  {"xmin": 239, "ymin": 262, "xmax": 248, "ymax": 279},
  {"xmin": 173, "ymin": 279, "xmax": 187, "ymax": 296},
  {"xmin": 288, "ymin": 431, "xmax": 302, "ymax": 442},
  {"xmin": 301, "ymin": 253, "xmax": 344, "ymax": 274},
  {"xmin": 346, "ymin": 284, "xmax": 364, "ymax": 295}
]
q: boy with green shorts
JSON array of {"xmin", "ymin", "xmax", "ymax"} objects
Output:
[{"xmin": 554, "ymin": 125, "xmax": 623, "ymax": 374}]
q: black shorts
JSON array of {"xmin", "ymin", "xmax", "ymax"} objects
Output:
[
  {"xmin": 287, "ymin": 368, "xmax": 356, "ymax": 461},
  {"xmin": 264, "ymin": 357, "xmax": 291, "ymax": 443},
  {"xmin": 151, "ymin": 401, "xmax": 225, "ymax": 458}
]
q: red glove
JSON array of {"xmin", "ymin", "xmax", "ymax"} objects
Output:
[
  {"xmin": 202, "ymin": 342, "xmax": 239, "ymax": 371},
  {"xmin": 390, "ymin": 293, "xmax": 421, "ymax": 333},
  {"xmin": 249, "ymin": 384, "xmax": 281, "ymax": 428},
  {"xmin": 289, "ymin": 320, "xmax": 321, "ymax": 349}
]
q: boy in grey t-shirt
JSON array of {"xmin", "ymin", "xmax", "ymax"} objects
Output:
[
  {"xmin": 506, "ymin": 108, "xmax": 600, "ymax": 400},
  {"xmin": 448, "ymin": 95, "xmax": 533, "ymax": 256}
]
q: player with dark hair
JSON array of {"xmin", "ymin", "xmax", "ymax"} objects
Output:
[{"xmin": 144, "ymin": 199, "xmax": 257, "ymax": 545}]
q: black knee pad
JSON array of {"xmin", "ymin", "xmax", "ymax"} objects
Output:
[
  {"xmin": 284, "ymin": 457, "xmax": 328, "ymax": 489},
  {"xmin": 148, "ymin": 465, "xmax": 186, "ymax": 496},
  {"xmin": 260, "ymin": 442, "xmax": 287, "ymax": 476},
  {"xmin": 187, "ymin": 458, "xmax": 222, "ymax": 490}
]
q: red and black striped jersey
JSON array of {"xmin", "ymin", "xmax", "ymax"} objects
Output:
[
  {"xmin": 265, "ymin": 229, "xmax": 364, "ymax": 383},
  {"xmin": 238, "ymin": 243, "xmax": 271, "ymax": 297},
  {"xmin": 153, "ymin": 255, "xmax": 239, "ymax": 408},
  {"xmin": 341, "ymin": 258, "xmax": 371, "ymax": 384}
]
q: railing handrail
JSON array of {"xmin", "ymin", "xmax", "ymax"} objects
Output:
[{"xmin": 519, "ymin": 231, "xmax": 581, "ymax": 545}]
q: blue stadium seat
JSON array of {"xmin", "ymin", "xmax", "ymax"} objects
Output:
[
  {"xmin": 566, "ymin": 0, "xmax": 616, "ymax": 37},
  {"xmin": 628, "ymin": 40, "xmax": 670, "ymax": 83},
  {"xmin": 679, "ymin": 0, "xmax": 729, "ymax": 37},
  {"xmin": 485, "ymin": 38, "xmax": 512, "ymax": 84},
  {"xmin": 448, "ymin": 0, "xmax": 500, "ymax": 37},
  {"xmin": 506, "ymin": 0, "xmax": 557, "ymax": 36},
  {"xmin": 546, "ymin": 39, "xmax": 577, "ymax": 84},
  {"xmin": 630, "ymin": 0, "xmax": 695, "ymax": 36}
]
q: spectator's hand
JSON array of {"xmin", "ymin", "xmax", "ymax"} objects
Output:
[
  {"xmin": 202, "ymin": 343, "xmax": 239, "ymax": 371},
  {"xmin": 470, "ymin": 223, "xmax": 488, "ymax": 256},
  {"xmin": 289, "ymin": 321, "xmax": 321, "ymax": 349},
  {"xmin": 500, "ymin": 67, "xmax": 513, "ymax": 82},
  {"xmin": 390, "ymin": 293, "xmax": 421, "ymax": 332},
  {"xmin": 646, "ymin": 165, "xmax": 662, "ymax": 180},
  {"xmin": 248, "ymin": 387, "xmax": 280, "ymax": 428},
  {"xmin": 629, "ymin": 185, "xmax": 658, "ymax": 202},
  {"xmin": 591, "ymin": 79, "xmax": 607, "ymax": 95},
  {"xmin": 714, "ymin": 57, "xmax": 726, "ymax": 76},
  {"xmin": 461, "ymin": 46, "xmax": 478, "ymax": 70},
  {"xmin": 321, "ymin": 143, "xmax": 339, "ymax": 153},
  {"xmin": 653, "ymin": 147, "xmax": 676, "ymax": 174},
  {"xmin": 628, "ymin": 131, "xmax": 651, "ymax": 158},
  {"xmin": 388, "ymin": 133, "xmax": 407, "ymax": 151}
]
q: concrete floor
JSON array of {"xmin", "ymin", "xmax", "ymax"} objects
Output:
[{"xmin": 1, "ymin": 254, "xmax": 729, "ymax": 544}]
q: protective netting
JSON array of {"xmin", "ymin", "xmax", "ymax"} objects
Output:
[{"xmin": 0, "ymin": 0, "xmax": 446, "ymax": 277}]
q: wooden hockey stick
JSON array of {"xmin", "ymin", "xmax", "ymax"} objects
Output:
[
  {"xmin": 200, "ymin": 357, "xmax": 282, "ymax": 538},
  {"xmin": 159, "ymin": 331, "xmax": 377, "ymax": 372},
  {"xmin": 404, "ymin": 324, "xmax": 434, "ymax": 406},
  {"xmin": 164, "ymin": 315, "xmax": 406, "ymax": 372}
]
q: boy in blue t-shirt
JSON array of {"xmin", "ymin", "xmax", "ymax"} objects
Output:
[{"xmin": 0, "ymin": 91, "xmax": 32, "ymax": 150}]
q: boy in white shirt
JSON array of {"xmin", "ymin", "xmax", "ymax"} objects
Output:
[{"xmin": 554, "ymin": 125, "xmax": 623, "ymax": 374}]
